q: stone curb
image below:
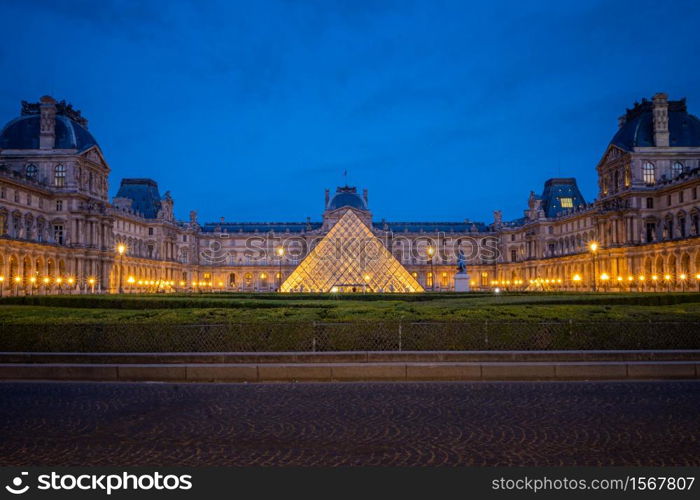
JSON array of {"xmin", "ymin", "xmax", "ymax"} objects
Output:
[{"xmin": 0, "ymin": 361, "xmax": 698, "ymax": 382}]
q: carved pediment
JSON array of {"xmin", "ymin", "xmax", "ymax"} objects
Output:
[{"xmin": 598, "ymin": 145, "xmax": 627, "ymax": 169}]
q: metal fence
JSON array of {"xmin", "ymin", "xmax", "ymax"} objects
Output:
[{"xmin": 1, "ymin": 321, "xmax": 699, "ymax": 352}]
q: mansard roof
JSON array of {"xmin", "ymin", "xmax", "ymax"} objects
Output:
[
  {"xmin": 540, "ymin": 178, "xmax": 586, "ymax": 218},
  {"xmin": 114, "ymin": 178, "xmax": 162, "ymax": 219},
  {"xmin": 0, "ymin": 114, "xmax": 98, "ymax": 151},
  {"xmin": 610, "ymin": 97, "xmax": 700, "ymax": 150}
]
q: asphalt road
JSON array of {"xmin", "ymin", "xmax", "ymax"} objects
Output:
[{"xmin": 0, "ymin": 381, "xmax": 698, "ymax": 466}]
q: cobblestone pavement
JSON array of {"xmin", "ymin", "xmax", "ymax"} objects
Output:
[{"xmin": 0, "ymin": 381, "xmax": 699, "ymax": 466}]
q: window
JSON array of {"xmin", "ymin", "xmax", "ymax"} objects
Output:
[
  {"xmin": 510, "ymin": 234, "xmax": 515, "ymax": 241},
  {"xmin": 440, "ymin": 272, "xmax": 448, "ymax": 287},
  {"xmin": 182, "ymin": 235, "xmax": 187, "ymax": 242},
  {"xmin": 667, "ymin": 195, "xmax": 671, "ymax": 206},
  {"xmin": 0, "ymin": 186, "xmax": 5, "ymax": 199},
  {"xmin": 54, "ymin": 165, "xmax": 66, "ymax": 187},
  {"xmin": 25, "ymin": 164, "xmax": 37, "ymax": 179},
  {"xmin": 56, "ymin": 200, "xmax": 63, "ymax": 211},
  {"xmin": 679, "ymin": 190, "xmax": 684, "ymax": 203},
  {"xmin": 511, "ymin": 249, "xmax": 517, "ymax": 262},
  {"xmin": 680, "ymin": 217, "xmax": 686, "ymax": 238},
  {"xmin": 672, "ymin": 161, "xmax": 684, "ymax": 177},
  {"xmin": 646, "ymin": 197, "xmax": 654, "ymax": 209},
  {"xmin": 643, "ymin": 162, "xmax": 655, "ymax": 185},
  {"xmin": 694, "ymin": 187, "xmax": 698, "ymax": 200},
  {"xmin": 14, "ymin": 190, "xmax": 19, "ymax": 203},
  {"xmin": 624, "ymin": 165, "xmax": 631, "ymax": 187},
  {"xmin": 646, "ymin": 222, "xmax": 656, "ymax": 242},
  {"xmin": 26, "ymin": 194, "xmax": 31, "ymax": 206},
  {"xmin": 53, "ymin": 225, "xmax": 64, "ymax": 245},
  {"xmin": 426, "ymin": 272, "xmax": 433, "ymax": 288},
  {"xmin": 559, "ymin": 197, "xmax": 573, "ymax": 208},
  {"xmin": 148, "ymin": 227, "xmax": 154, "ymax": 236}
]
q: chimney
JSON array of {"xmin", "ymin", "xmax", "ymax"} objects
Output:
[
  {"xmin": 39, "ymin": 95, "xmax": 56, "ymax": 150},
  {"xmin": 363, "ymin": 188, "xmax": 368, "ymax": 205},
  {"xmin": 325, "ymin": 189, "xmax": 330, "ymax": 208},
  {"xmin": 652, "ymin": 93, "xmax": 669, "ymax": 147}
]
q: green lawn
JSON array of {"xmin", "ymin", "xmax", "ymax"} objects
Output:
[{"xmin": 1, "ymin": 292, "xmax": 700, "ymax": 324}]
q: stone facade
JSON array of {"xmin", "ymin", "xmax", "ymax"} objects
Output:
[{"xmin": 1, "ymin": 93, "xmax": 699, "ymax": 294}]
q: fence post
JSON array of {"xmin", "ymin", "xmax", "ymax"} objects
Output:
[
  {"xmin": 398, "ymin": 322, "xmax": 402, "ymax": 352},
  {"xmin": 312, "ymin": 321, "xmax": 317, "ymax": 352},
  {"xmin": 484, "ymin": 320, "xmax": 488, "ymax": 347}
]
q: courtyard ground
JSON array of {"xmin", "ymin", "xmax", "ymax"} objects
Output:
[{"xmin": 1, "ymin": 380, "xmax": 698, "ymax": 466}]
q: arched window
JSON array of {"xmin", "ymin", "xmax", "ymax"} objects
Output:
[
  {"xmin": 643, "ymin": 162, "xmax": 655, "ymax": 185},
  {"xmin": 672, "ymin": 161, "xmax": 684, "ymax": 178},
  {"xmin": 54, "ymin": 164, "xmax": 66, "ymax": 187},
  {"xmin": 25, "ymin": 164, "xmax": 38, "ymax": 179}
]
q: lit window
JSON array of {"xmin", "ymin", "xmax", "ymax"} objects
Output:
[
  {"xmin": 643, "ymin": 162, "xmax": 655, "ymax": 185},
  {"xmin": 559, "ymin": 197, "xmax": 573, "ymax": 208},
  {"xmin": 54, "ymin": 164, "xmax": 66, "ymax": 187}
]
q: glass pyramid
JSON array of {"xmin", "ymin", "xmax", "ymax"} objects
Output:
[{"xmin": 280, "ymin": 210, "xmax": 424, "ymax": 293}]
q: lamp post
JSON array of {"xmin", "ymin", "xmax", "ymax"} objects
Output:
[
  {"xmin": 696, "ymin": 274, "xmax": 700, "ymax": 293},
  {"xmin": 427, "ymin": 245, "xmax": 435, "ymax": 291},
  {"xmin": 117, "ymin": 244, "xmax": 126, "ymax": 294},
  {"xmin": 680, "ymin": 273, "xmax": 687, "ymax": 291},
  {"xmin": 276, "ymin": 246, "xmax": 285, "ymax": 292},
  {"xmin": 588, "ymin": 242, "xmax": 598, "ymax": 292},
  {"xmin": 0, "ymin": 276, "xmax": 4, "ymax": 297},
  {"xmin": 13, "ymin": 276, "xmax": 21, "ymax": 296}
]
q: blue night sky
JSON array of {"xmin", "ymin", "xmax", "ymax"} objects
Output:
[{"xmin": 1, "ymin": 0, "xmax": 700, "ymax": 224}]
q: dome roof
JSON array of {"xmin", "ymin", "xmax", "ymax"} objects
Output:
[
  {"xmin": 0, "ymin": 113, "xmax": 97, "ymax": 151},
  {"xmin": 610, "ymin": 98, "xmax": 700, "ymax": 150},
  {"xmin": 327, "ymin": 187, "xmax": 367, "ymax": 211}
]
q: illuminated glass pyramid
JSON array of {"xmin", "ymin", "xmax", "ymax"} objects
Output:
[{"xmin": 280, "ymin": 210, "xmax": 424, "ymax": 293}]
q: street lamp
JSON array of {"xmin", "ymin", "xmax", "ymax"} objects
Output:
[
  {"xmin": 680, "ymin": 273, "xmax": 687, "ymax": 291},
  {"xmin": 276, "ymin": 246, "xmax": 285, "ymax": 292},
  {"xmin": 588, "ymin": 241, "xmax": 599, "ymax": 292},
  {"xmin": 0, "ymin": 276, "xmax": 4, "ymax": 297},
  {"xmin": 696, "ymin": 273, "xmax": 700, "ymax": 292},
  {"xmin": 600, "ymin": 272, "xmax": 609, "ymax": 291},
  {"xmin": 427, "ymin": 245, "xmax": 435, "ymax": 291},
  {"xmin": 13, "ymin": 276, "xmax": 21, "ymax": 296},
  {"xmin": 117, "ymin": 243, "xmax": 126, "ymax": 294},
  {"xmin": 572, "ymin": 274, "xmax": 582, "ymax": 290}
]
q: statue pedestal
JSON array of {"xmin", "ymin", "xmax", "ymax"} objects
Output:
[{"xmin": 454, "ymin": 272, "xmax": 471, "ymax": 292}]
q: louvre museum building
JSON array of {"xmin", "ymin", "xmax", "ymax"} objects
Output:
[{"xmin": 1, "ymin": 93, "xmax": 700, "ymax": 294}]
